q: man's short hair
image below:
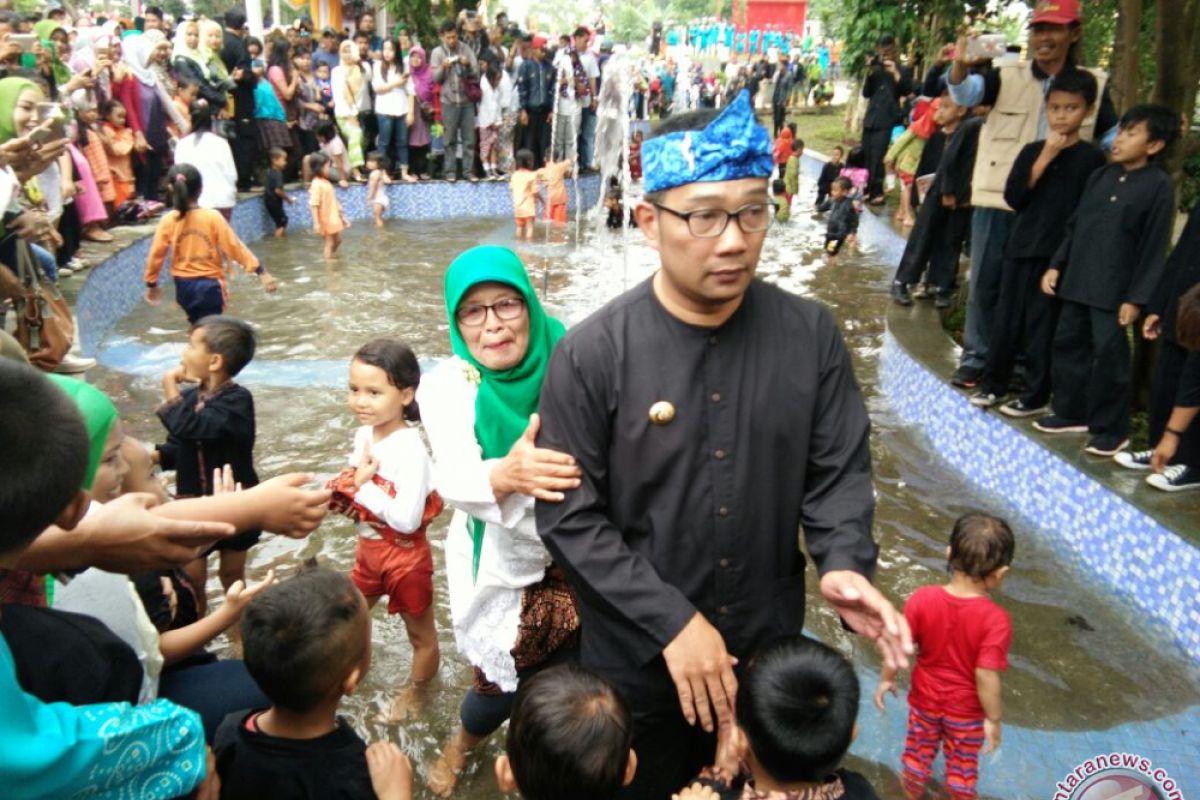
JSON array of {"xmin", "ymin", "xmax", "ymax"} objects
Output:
[
  {"xmin": 506, "ymin": 663, "xmax": 632, "ymax": 800},
  {"xmin": 224, "ymin": 9, "xmax": 247, "ymax": 30},
  {"xmin": 737, "ymin": 636, "xmax": 860, "ymax": 783},
  {"xmin": 439, "ymin": 19, "xmax": 458, "ymax": 35},
  {"xmin": 573, "ymin": 26, "xmax": 589, "ymax": 38},
  {"xmin": 195, "ymin": 315, "xmax": 257, "ymax": 377},
  {"xmin": 1119, "ymin": 103, "xmax": 1182, "ymax": 157},
  {"xmin": 878, "ymin": 34, "xmax": 896, "ymax": 48},
  {"xmin": 0, "ymin": 360, "xmax": 89, "ymax": 553},
  {"xmin": 144, "ymin": 5, "xmax": 164, "ymax": 19},
  {"xmin": 241, "ymin": 567, "xmax": 368, "ymax": 712},
  {"xmin": 1047, "ymin": 68, "xmax": 1098, "ymax": 109}
]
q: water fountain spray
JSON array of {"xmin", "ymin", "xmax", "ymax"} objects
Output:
[{"xmin": 593, "ymin": 52, "xmax": 637, "ymax": 290}]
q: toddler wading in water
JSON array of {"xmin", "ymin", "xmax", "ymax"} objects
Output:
[
  {"xmin": 309, "ymin": 152, "xmax": 349, "ymax": 260},
  {"xmin": 875, "ymin": 513, "xmax": 1014, "ymax": 800},
  {"xmin": 327, "ymin": 338, "xmax": 443, "ymax": 722},
  {"xmin": 366, "ymin": 151, "xmax": 392, "ymax": 228}
]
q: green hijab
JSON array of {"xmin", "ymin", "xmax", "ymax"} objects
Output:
[
  {"xmin": 48, "ymin": 375, "xmax": 118, "ymax": 491},
  {"xmin": 0, "ymin": 77, "xmax": 39, "ymax": 143},
  {"xmin": 22, "ymin": 21, "xmax": 71, "ymax": 86},
  {"xmin": 444, "ymin": 245, "xmax": 565, "ymax": 579}
]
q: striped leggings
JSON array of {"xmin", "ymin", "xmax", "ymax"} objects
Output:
[{"xmin": 901, "ymin": 706, "xmax": 985, "ymax": 799}]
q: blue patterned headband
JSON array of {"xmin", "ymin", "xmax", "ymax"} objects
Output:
[{"xmin": 642, "ymin": 90, "xmax": 774, "ymax": 194}]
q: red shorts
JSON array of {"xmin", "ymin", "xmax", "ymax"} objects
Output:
[
  {"xmin": 351, "ymin": 534, "xmax": 434, "ymax": 616},
  {"xmin": 898, "ymin": 170, "xmax": 915, "ymax": 186},
  {"xmin": 545, "ymin": 203, "xmax": 567, "ymax": 223}
]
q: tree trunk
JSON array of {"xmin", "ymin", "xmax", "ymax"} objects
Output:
[
  {"xmin": 1109, "ymin": 0, "xmax": 1144, "ymax": 113},
  {"xmin": 1151, "ymin": 0, "xmax": 1200, "ymax": 184}
]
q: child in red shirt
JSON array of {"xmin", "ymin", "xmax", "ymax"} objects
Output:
[{"xmin": 875, "ymin": 513, "xmax": 1014, "ymax": 800}]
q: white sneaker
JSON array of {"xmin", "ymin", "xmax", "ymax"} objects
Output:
[
  {"xmin": 1113, "ymin": 450, "xmax": 1153, "ymax": 471},
  {"xmin": 1146, "ymin": 465, "xmax": 1200, "ymax": 492},
  {"xmin": 54, "ymin": 354, "xmax": 97, "ymax": 374}
]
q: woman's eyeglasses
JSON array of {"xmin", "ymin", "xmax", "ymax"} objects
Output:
[{"xmin": 455, "ymin": 296, "xmax": 526, "ymax": 327}]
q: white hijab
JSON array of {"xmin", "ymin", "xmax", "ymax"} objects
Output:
[{"xmin": 122, "ymin": 31, "xmax": 187, "ymax": 132}]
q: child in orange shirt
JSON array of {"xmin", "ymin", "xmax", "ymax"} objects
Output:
[
  {"xmin": 144, "ymin": 164, "xmax": 278, "ymax": 324},
  {"xmin": 537, "ymin": 157, "xmax": 572, "ymax": 224},
  {"xmin": 309, "ymin": 152, "xmax": 348, "ymax": 260},
  {"xmin": 509, "ymin": 148, "xmax": 538, "ymax": 241},
  {"xmin": 168, "ymin": 80, "xmax": 198, "ymax": 143},
  {"xmin": 100, "ymin": 99, "xmax": 135, "ymax": 208}
]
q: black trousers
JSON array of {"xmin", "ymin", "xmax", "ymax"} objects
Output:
[
  {"xmin": 230, "ymin": 119, "xmax": 260, "ymax": 191},
  {"xmin": 618, "ymin": 705, "xmax": 716, "ymax": 800},
  {"xmin": 981, "ymin": 257, "xmax": 1058, "ymax": 405},
  {"xmin": 862, "ymin": 126, "xmax": 891, "ymax": 199},
  {"xmin": 1150, "ymin": 340, "xmax": 1200, "ymax": 465},
  {"xmin": 522, "ymin": 106, "xmax": 552, "ymax": 168},
  {"xmin": 772, "ymin": 103, "xmax": 786, "ymax": 136},
  {"xmin": 1050, "ymin": 300, "xmax": 1131, "ymax": 437},
  {"xmin": 894, "ymin": 200, "xmax": 970, "ymax": 293},
  {"xmin": 134, "ymin": 149, "xmax": 164, "ymax": 202}
]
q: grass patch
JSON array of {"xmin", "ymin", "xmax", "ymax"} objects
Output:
[{"xmin": 756, "ymin": 104, "xmax": 857, "ymax": 157}]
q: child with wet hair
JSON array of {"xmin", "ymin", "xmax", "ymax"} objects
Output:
[
  {"xmin": 675, "ymin": 636, "xmax": 879, "ymax": 800},
  {"xmin": 495, "ymin": 662, "xmax": 637, "ymax": 800},
  {"xmin": 875, "ymin": 512, "xmax": 1014, "ymax": 800}
]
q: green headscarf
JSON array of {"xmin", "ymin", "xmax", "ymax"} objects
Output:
[
  {"xmin": 444, "ymin": 245, "xmax": 565, "ymax": 580},
  {"xmin": 22, "ymin": 21, "xmax": 71, "ymax": 87},
  {"xmin": 47, "ymin": 375, "xmax": 118, "ymax": 491},
  {"xmin": 0, "ymin": 77, "xmax": 39, "ymax": 143}
]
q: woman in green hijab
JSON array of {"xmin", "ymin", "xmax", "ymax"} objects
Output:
[
  {"xmin": 418, "ymin": 245, "xmax": 583, "ymax": 794},
  {"xmin": 21, "ymin": 21, "xmax": 73, "ymax": 97},
  {"xmin": 47, "ymin": 375, "xmax": 127, "ymax": 501}
]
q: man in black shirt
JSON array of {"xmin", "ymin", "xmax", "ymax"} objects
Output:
[
  {"xmin": 220, "ymin": 10, "xmax": 258, "ymax": 191},
  {"xmin": 861, "ymin": 35, "xmax": 913, "ymax": 204},
  {"xmin": 536, "ymin": 91, "xmax": 909, "ymax": 800}
]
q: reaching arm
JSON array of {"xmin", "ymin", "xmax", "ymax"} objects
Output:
[
  {"xmin": 143, "ymin": 215, "xmax": 176, "ymax": 285},
  {"xmin": 976, "ymin": 667, "xmax": 1003, "ymax": 752}
]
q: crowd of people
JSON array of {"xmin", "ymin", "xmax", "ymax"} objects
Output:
[
  {"xmin": 2, "ymin": 2, "xmax": 1198, "ymax": 800},
  {"xmin": 856, "ymin": 0, "xmax": 1199, "ymax": 492}
]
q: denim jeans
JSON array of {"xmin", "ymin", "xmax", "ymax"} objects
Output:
[
  {"xmin": 578, "ymin": 106, "xmax": 597, "ymax": 169},
  {"xmin": 441, "ymin": 102, "xmax": 476, "ymax": 176},
  {"xmin": 960, "ymin": 208, "xmax": 1014, "ymax": 370},
  {"xmin": 376, "ymin": 113, "xmax": 409, "ymax": 169}
]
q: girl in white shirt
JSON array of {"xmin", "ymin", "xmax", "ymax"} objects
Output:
[
  {"xmin": 476, "ymin": 63, "xmax": 509, "ymax": 179},
  {"xmin": 326, "ymin": 338, "xmax": 443, "ymax": 722},
  {"xmin": 170, "ymin": 100, "xmax": 237, "ymax": 216},
  {"xmin": 372, "ymin": 38, "xmax": 417, "ymax": 182}
]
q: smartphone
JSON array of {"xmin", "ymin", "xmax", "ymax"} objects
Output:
[
  {"xmin": 9, "ymin": 33, "xmax": 37, "ymax": 53},
  {"xmin": 966, "ymin": 33, "xmax": 1007, "ymax": 62},
  {"xmin": 35, "ymin": 102, "xmax": 67, "ymax": 141}
]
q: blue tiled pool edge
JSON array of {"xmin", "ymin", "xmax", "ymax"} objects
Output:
[{"xmin": 76, "ymin": 175, "xmax": 601, "ymax": 355}]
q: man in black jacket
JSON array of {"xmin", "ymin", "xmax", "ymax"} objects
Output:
[
  {"xmin": 220, "ymin": 10, "xmax": 258, "ymax": 191},
  {"xmin": 860, "ymin": 35, "xmax": 912, "ymax": 204}
]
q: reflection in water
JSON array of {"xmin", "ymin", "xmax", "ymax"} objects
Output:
[{"xmin": 96, "ymin": 181, "xmax": 1199, "ymax": 798}]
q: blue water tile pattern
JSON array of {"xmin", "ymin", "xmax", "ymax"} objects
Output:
[{"xmin": 75, "ymin": 176, "xmax": 600, "ymax": 355}]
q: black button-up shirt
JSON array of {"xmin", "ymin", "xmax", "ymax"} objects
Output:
[
  {"xmin": 1004, "ymin": 139, "xmax": 1106, "ymax": 260},
  {"xmin": 535, "ymin": 278, "xmax": 877, "ymax": 707},
  {"xmin": 1053, "ymin": 162, "xmax": 1176, "ymax": 311}
]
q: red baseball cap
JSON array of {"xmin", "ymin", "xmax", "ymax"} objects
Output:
[
  {"xmin": 531, "ymin": 36, "xmax": 547, "ymax": 48},
  {"xmin": 1029, "ymin": 0, "xmax": 1081, "ymax": 26}
]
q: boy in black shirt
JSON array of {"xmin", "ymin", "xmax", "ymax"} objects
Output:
[
  {"xmin": 215, "ymin": 567, "xmax": 412, "ymax": 800},
  {"xmin": 971, "ymin": 70, "xmax": 1106, "ymax": 414},
  {"xmin": 891, "ymin": 93, "xmax": 980, "ymax": 308},
  {"xmin": 818, "ymin": 177, "xmax": 858, "ymax": 254},
  {"xmin": 1036, "ymin": 104, "xmax": 1180, "ymax": 456},
  {"xmin": 816, "ymin": 145, "xmax": 843, "ymax": 208},
  {"xmin": 157, "ymin": 316, "xmax": 261, "ymax": 617},
  {"xmin": 264, "ymin": 147, "xmax": 294, "ymax": 238}
]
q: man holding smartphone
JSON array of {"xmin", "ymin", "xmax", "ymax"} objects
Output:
[
  {"xmin": 431, "ymin": 19, "xmax": 480, "ymax": 182},
  {"xmin": 860, "ymin": 35, "xmax": 912, "ymax": 205}
]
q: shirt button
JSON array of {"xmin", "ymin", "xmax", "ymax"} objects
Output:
[
  {"xmin": 719, "ymin": 558, "xmax": 731, "ymax": 568},
  {"xmin": 1119, "ymin": 175, "xmax": 1126, "ymax": 182},
  {"xmin": 718, "ymin": 506, "xmax": 729, "ymax": 517},
  {"xmin": 714, "ymin": 449, "xmax": 726, "ymax": 459},
  {"xmin": 711, "ymin": 392, "xmax": 721, "ymax": 403},
  {"xmin": 1110, "ymin": 196, "xmax": 1117, "ymax": 202},
  {"xmin": 708, "ymin": 335, "xmax": 718, "ymax": 345},
  {"xmin": 718, "ymin": 606, "xmax": 729, "ymax": 616}
]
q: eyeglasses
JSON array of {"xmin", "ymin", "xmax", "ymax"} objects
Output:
[
  {"xmin": 651, "ymin": 201, "xmax": 777, "ymax": 238},
  {"xmin": 455, "ymin": 296, "xmax": 526, "ymax": 327}
]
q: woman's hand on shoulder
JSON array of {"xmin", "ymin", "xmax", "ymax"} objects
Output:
[{"xmin": 490, "ymin": 413, "xmax": 582, "ymax": 502}]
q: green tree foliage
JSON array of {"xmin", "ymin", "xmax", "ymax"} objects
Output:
[{"xmin": 383, "ymin": 0, "xmax": 438, "ymax": 44}]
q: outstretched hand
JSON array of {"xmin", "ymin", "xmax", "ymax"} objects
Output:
[
  {"xmin": 492, "ymin": 413, "xmax": 582, "ymax": 502},
  {"xmin": 820, "ymin": 570, "xmax": 912, "ymax": 671},
  {"xmin": 222, "ymin": 568, "xmax": 277, "ymax": 615},
  {"xmin": 249, "ymin": 473, "xmax": 331, "ymax": 538},
  {"xmin": 89, "ymin": 492, "xmax": 236, "ymax": 571}
]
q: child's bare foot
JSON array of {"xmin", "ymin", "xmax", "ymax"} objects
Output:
[
  {"xmin": 375, "ymin": 219, "xmax": 384, "ymax": 228},
  {"xmin": 426, "ymin": 737, "xmax": 469, "ymax": 797},
  {"xmin": 274, "ymin": 227, "xmax": 285, "ymax": 238},
  {"xmin": 381, "ymin": 683, "xmax": 429, "ymax": 723},
  {"xmin": 903, "ymin": 216, "xmax": 916, "ymax": 228}
]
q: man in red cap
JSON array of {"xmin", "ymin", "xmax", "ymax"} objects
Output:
[
  {"xmin": 943, "ymin": 0, "xmax": 1120, "ymax": 391},
  {"xmin": 517, "ymin": 35, "xmax": 555, "ymax": 166}
]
